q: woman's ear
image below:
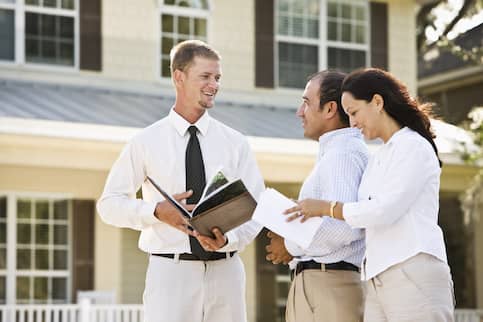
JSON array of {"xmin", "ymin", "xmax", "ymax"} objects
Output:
[{"xmin": 372, "ymin": 94, "xmax": 384, "ymax": 112}]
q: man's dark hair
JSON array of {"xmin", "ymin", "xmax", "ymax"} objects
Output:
[{"xmin": 308, "ymin": 70, "xmax": 348, "ymax": 126}]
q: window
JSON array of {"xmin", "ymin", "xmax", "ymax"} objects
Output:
[
  {"xmin": 159, "ymin": 0, "xmax": 209, "ymax": 78},
  {"xmin": 0, "ymin": 195, "xmax": 71, "ymax": 305},
  {"xmin": 0, "ymin": 0, "xmax": 77, "ymax": 67},
  {"xmin": 276, "ymin": 0, "xmax": 369, "ymax": 88}
]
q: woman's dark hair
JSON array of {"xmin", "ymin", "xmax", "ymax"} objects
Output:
[
  {"xmin": 308, "ymin": 70, "xmax": 349, "ymax": 126},
  {"xmin": 342, "ymin": 68, "xmax": 441, "ymax": 167}
]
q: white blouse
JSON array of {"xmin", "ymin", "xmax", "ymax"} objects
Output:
[{"xmin": 343, "ymin": 127, "xmax": 448, "ymax": 280}]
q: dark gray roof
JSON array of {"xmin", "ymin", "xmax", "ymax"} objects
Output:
[
  {"xmin": 0, "ymin": 79, "xmax": 303, "ymax": 139},
  {"xmin": 418, "ymin": 23, "xmax": 483, "ymax": 78}
]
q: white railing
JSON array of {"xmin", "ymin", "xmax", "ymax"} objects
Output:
[
  {"xmin": 455, "ymin": 309, "xmax": 483, "ymax": 322},
  {"xmin": 0, "ymin": 305, "xmax": 480, "ymax": 322},
  {"xmin": 0, "ymin": 300, "xmax": 143, "ymax": 322}
]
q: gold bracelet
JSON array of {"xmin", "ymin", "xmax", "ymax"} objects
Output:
[{"xmin": 329, "ymin": 201, "xmax": 337, "ymax": 218}]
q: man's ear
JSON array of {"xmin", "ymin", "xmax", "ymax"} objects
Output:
[
  {"xmin": 173, "ymin": 69, "xmax": 184, "ymax": 87},
  {"xmin": 324, "ymin": 101, "xmax": 338, "ymax": 119}
]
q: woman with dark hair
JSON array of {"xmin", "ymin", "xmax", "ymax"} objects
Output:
[{"xmin": 285, "ymin": 68, "xmax": 455, "ymax": 321}]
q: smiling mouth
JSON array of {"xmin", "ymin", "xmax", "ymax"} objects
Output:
[{"xmin": 203, "ymin": 91, "xmax": 215, "ymax": 97}]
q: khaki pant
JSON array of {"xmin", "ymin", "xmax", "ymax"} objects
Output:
[
  {"xmin": 365, "ymin": 253, "xmax": 455, "ymax": 322},
  {"xmin": 285, "ymin": 268, "xmax": 363, "ymax": 322}
]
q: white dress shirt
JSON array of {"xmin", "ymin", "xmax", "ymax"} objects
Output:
[
  {"xmin": 343, "ymin": 127, "xmax": 448, "ymax": 280},
  {"xmin": 97, "ymin": 108, "xmax": 265, "ymax": 254},
  {"xmin": 285, "ymin": 128, "xmax": 369, "ymax": 268}
]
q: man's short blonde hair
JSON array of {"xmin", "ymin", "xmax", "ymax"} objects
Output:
[{"xmin": 170, "ymin": 40, "xmax": 221, "ymax": 73}]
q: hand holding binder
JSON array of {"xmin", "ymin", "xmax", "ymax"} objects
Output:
[{"xmin": 147, "ymin": 171, "xmax": 257, "ymax": 238}]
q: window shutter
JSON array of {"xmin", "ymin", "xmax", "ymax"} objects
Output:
[
  {"xmin": 370, "ymin": 2, "xmax": 388, "ymax": 70},
  {"xmin": 80, "ymin": 0, "xmax": 102, "ymax": 71},
  {"xmin": 255, "ymin": 0, "xmax": 274, "ymax": 88},
  {"xmin": 72, "ymin": 199, "xmax": 95, "ymax": 302}
]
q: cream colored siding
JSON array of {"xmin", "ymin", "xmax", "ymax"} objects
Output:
[
  {"xmin": 101, "ymin": 0, "xmax": 158, "ymax": 81},
  {"xmin": 211, "ymin": 0, "xmax": 255, "ymax": 91},
  {"xmin": 387, "ymin": 0, "xmax": 417, "ymax": 95},
  {"xmin": 120, "ymin": 229, "xmax": 147, "ymax": 304}
]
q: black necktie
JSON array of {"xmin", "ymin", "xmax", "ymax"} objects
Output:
[{"xmin": 185, "ymin": 126, "xmax": 212, "ymax": 259}]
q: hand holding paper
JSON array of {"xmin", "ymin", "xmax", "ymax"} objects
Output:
[{"xmin": 252, "ymin": 188, "xmax": 323, "ymax": 249}]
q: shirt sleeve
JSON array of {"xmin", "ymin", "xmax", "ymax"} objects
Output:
[
  {"xmin": 343, "ymin": 140, "xmax": 440, "ymax": 229},
  {"xmin": 289, "ymin": 149, "xmax": 366, "ymax": 254},
  {"xmin": 96, "ymin": 137, "xmax": 159, "ymax": 230},
  {"xmin": 218, "ymin": 139, "xmax": 265, "ymax": 252}
]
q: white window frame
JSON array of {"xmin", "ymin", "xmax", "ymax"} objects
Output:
[
  {"xmin": 0, "ymin": 192, "xmax": 73, "ymax": 305},
  {"xmin": 0, "ymin": 0, "xmax": 80, "ymax": 72},
  {"xmin": 274, "ymin": 0, "xmax": 370, "ymax": 89},
  {"xmin": 157, "ymin": 0, "xmax": 211, "ymax": 83}
]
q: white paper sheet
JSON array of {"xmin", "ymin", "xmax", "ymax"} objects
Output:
[{"xmin": 252, "ymin": 188, "xmax": 323, "ymax": 249}]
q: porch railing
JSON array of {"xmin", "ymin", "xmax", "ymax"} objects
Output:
[{"xmin": 0, "ymin": 304, "xmax": 480, "ymax": 322}]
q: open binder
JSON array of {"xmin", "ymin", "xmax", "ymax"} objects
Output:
[{"xmin": 147, "ymin": 170, "xmax": 257, "ymax": 238}]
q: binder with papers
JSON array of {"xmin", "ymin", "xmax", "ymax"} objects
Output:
[{"xmin": 147, "ymin": 170, "xmax": 257, "ymax": 238}]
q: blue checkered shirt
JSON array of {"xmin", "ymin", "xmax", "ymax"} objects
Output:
[{"xmin": 285, "ymin": 127, "xmax": 369, "ymax": 268}]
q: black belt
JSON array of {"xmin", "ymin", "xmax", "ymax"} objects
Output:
[
  {"xmin": 293, "ymin": 260, "xmax": 359, "ymax": 278},
  {"xmin": 151, "ymin": 251, "xmax": 236, "ymax": 261}
]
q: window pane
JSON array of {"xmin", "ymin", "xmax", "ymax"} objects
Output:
[
  {"xmin": 35, "ymin": 201, "xmax": 49, "ymax": 220},
  {"xmin": 35, "ymin": 249, "xmax": 49, "ymax": 269},
  {"xmin": 328, "ymin": 21, "xmax": 338, "ymax": 41},
  {"xmin": 0, "ymin": 277, "xmax": 5, "ymax": 304},
  {"xmin": 194, "ymin": 18, "xmax": 206, "ymax": 37},
  {"xmin": 25, "ymin": 13, "xmax": 74, "ymax": 66},
  {"xmin": 178, "ymin": 16, "xmax": 190, "ymax": 35},
  {"xmin": 61, "ymin": 0, "xmax": 74, "ymax": 9},
  {"xmin": 25, "ymin": 0, "xmax": 39, "ymax": 5},
  {"xmin": 277, "ymin": 14, "xmax": 289, "ymax": 36},
  {"xmin": 0, "ymin": 248, "xmax": 5, "ymax": 269},
  {"xmin": 52, "ymin": 278, "xmax": 67, "ymax": 300},
  {"xmin": 16, "ymin": 277, "xmax": 30, "ymax": 301},
  {"xmin": 0, "ymin": 197, "xmax": 5, "ymax": 219},
  {"xmin": 278, "ymin": 42, "xmax": 317, "ymax": 89},
  {"xmin": 0, "ymin": 223, "xmax": 5, "ymax": 243},
  {"xmin": 60, "ymin": 17, "xmax": 73, "ymax": 38},
  {"xmin": 17, "ymin": 224, "xmax": 31, "ymax": 244},
  {"xmin": 307, "ymin": 0, "xmax": 319, "ymax": 16},
  {"xmin": 292, "ymin": 16, "xmax": 303, "ymax": 37},
  {"xmin": 41, "ymin": 14, "xmax": 56, "ymax": 37},
  {"xmin": 355, "ymin": 25, "xmax": 365, "ymax": 44},
  {"xmin": 307, "ymin": 19, "xmax": 318, "ymax": 38},
  {"xmin": 328, "ymin": 47, "xmax": 366, "ymax": 73},
  {"xmin": 17, "ymin": 249, "xmax": 31, "ymax": 269},
  {"xmin": 165, "ymin": 0, "xmax": 175, "ymax": 4},
  {"xmin": 0, "ymin": 9, "xmax": 15, "ymax": 61},
  {"xmin": 54, "ymin": 225, "xmax": 67, "ymax": 245},
  {"xmin": 161, "ymin": 58, "xmax": 171, "ymax": 78},
  {"xmin": 17, "ymin": 200, "xmax": 31, "ymax": 219},
  {"xmin": 54, "ymin": 250, "xmax": 67, "ymax": 269},
  {"xmin": 161, "ymin": 14, "xmax": 173, "ymax": 33},
  {"xmin": 161, "ymin": 36, "xmax": 173, "ymax": 55},
  {"xmin": 278, "ymin": 0, "xmax": 289, "ymax": 13},
  {"xmin": 43, "ymin": 0, "xmax": 56, "ymax": 8},
  {"xmin": 59, "ymin": 42, "xmax": 73, "ymax": 65},
  {"xmin": 35, "ymin": 224, "xmax": 49, "ymax": 244},
  {"xmin": 341, "ymin": 3, "xmax": 351, "ymax": 19},
  {"xmin": 177, "ymin": 0, "xmax": 189, "ymax": 7},
  {"xmin": 355, "ymin": 6, "xmax": 365, "ymax": 21},
  {"xmin": 328, "ymin": 2, "xmax": 338, "ymax": 18},
  {"xmin": 341, "ymin": 23, "xmax": 351, "ymax": 42},
  {"xmin": 34, "ymin": 277, "xmax": 48, "ymax": 301},
  {"xmin": 54, "ymin": 200, "xmax": 68, "ymax": 220}
]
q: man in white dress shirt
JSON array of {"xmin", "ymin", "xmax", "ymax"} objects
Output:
[
  {"xmin": 97, "ymin": 40, "xmax": 264, "ymax": 322},
  {"xmin": 266, "ymin": 70, "xmax": 369, "ymax": 322}
]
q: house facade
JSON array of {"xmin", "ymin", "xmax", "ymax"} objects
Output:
[{"xmin": 0, "ymin": 1, "xmax": 481, "ymax": 321}]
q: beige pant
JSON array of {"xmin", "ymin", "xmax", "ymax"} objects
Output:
[
  {"xmin": 143, "ymin": 254, "xmax": 246, "ymax": 322},
  {"xmin": 365, "ymin": 253, "xmax": 455, "ymax": 322},
  {"xmin": 285, "ymin": 268, "xmax": 363, "ymax": 322}
]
